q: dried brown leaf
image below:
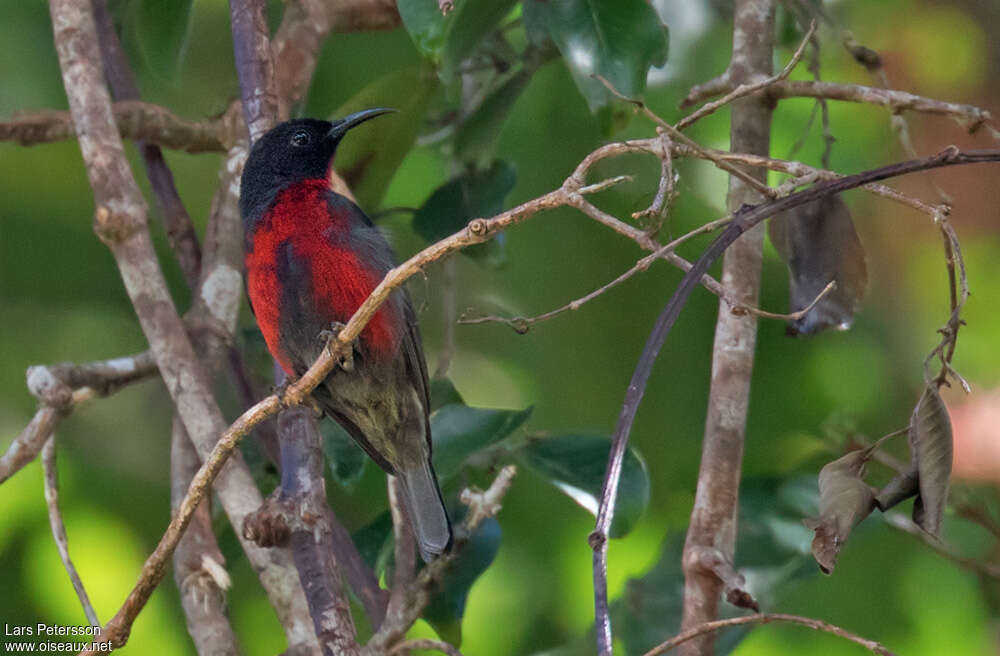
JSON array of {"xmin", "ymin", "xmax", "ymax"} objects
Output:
[
  {"xmin": 804, "ymin": 449, "xmax": 876, "ymax": 574},
  {"xmin": 769, "ymin": 195, "xmax": 868, "ymax": 334},
  {"xmin": 909, "ymin": 385, "xmax": 953, "ymax": 536}
]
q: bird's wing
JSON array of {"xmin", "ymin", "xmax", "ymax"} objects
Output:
[{"xmin": 323, "ymin": 189, "xmax": 434, "ymax": 449}]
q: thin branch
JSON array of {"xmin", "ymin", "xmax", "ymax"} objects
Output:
[
  {"xmin": 171, "ymin": 418, "xmax": 242, "ymax": 656},
  {"xmin": 0, "ymin": 101, "xmax": 236, "ymax": 152},
  {"xmin": 42, "ymin": 437, "xmax": 101, "ymax": 628},
  {"xmin": 768, "ymin": 80, "xmax": 992, "ymax": 131},
  {"xmin": 387, "ymin": 640, "xmax": 464, "ymax": 656},
  {"xmin": 642, "ymin": 613, "xmax": 895, "ymax": 656},
  {"xmin": 2, "ymin": 351, "xmax": 158, "ymax": 485},
  {"xmin": 460, "ymin": 216, "xmax": 732, "ymax": 333},
  {"xmin": 92, "ymin": 0, "xmax": 203, "ymax": 290},
  {"xmin": 386, "ymin": 476, "xmax": 417, "ymax": 627},
  {"xmin": 593, "ymin": 75, "xmax": 776, "ymax": 199},
  {"xmin": 882, "ymin": 513, "xmax": 1000, "ymax": 579},
  {"xmin": 675, "ymin": 20, "xmax": 815, "ymax": 132},
  {"xmin": 0, "ymin": 407, "xmax": 64, "ymax": 485}
]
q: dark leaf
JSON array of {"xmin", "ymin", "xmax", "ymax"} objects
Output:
[
  {"xmin": 908, "ymin": 385, "xmax": 953, "ymax": 536},
  {"xmin": 398, "ymin": 0, "xmax": 452, "ymax": 58},
  {"xmin": 332, "ymin": 65, "xmax": 440, "ymax": 209},
  {"xmin": 768, "ymin": 195, "xmax": 868, "ymax": 335},
  {"xmin": 423, "ymin": 515, "xmax": 501, "ymax": 645},
  {"xmin": 516, "ymin": 434, "xmax": 649, "ymax": 538},
  {"xmin": 412, "ymin": 161, "xmax": 516, "ymax": 262},
  {"xmin": 122, "ymin": 0, "xmax": 194, "ymax": 78},
  {"xmin": 441, "ymin": 0, "xmax": 519, "ymax": 77},
  {"xmin": 804, "ymin": 449, "xmax": 876, "ymax": 574},
  {"xmin": 430, "ymin": 376, "xmax": 465, "ymax": 411},
  {"xmin": 454, "ymin": 68, "xmax": 533, "ymax": 166},
  {"xmin": 353, "ymin": 511, "xmax": 394, "ymax": 573},
  {"xmin": 522, "ymin": 0, "xmax": 669, "ymax": 110},
  {"xmin": 320, "ymin": 420, "xmax": 367, "ymax": 489},
  {"xmin": 431, "ymin": 404, "xmax": 533, "ymax": 481}
]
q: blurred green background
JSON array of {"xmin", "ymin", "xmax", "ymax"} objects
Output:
[{"xmin": 2, "ymin": 0, "xmax": 999, "ymax": 654}]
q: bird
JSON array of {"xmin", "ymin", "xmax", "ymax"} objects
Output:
[{"xmin": 239, "ymin": 110, "xmax": 452, "ymax": 561}]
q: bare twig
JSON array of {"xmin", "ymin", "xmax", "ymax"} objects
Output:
[
  {"xmin": 42, "ymin": 438, "xmax": 100, "ymax": 628},
  {"xmin": 92, "ymin": 0, "xmax": 203, "ymax": 290},
  {"xmin": 768, "ymin": 80, "xmax": 992, "ymax": 131},
  {"xmin": 642, "ymin": 613, "xmax": 895, "ymax": 656},
  {"xmin": 171, "ymin": 418, "xmax": 241, "ymax": 656},
  {"xmin": 2, "ymin": 351, "xmax": 158, "ymax": 485},
  {"xmin": 388, "ymin": 639, "xmax": 464, "ymax": 656},
  {"xmin": 882, "ymin": 513, "xmax": 1000, "ymax": 579},
  {"xmin": 0, "ymin": 101, "xmax": 236, "ymax": 152},
  {"xmin": 386, "ymin": 476, "xmax": 418, "ymax": 626},
  {"xmin": 593, "ymin": 75, "xmax": 776, "ymax": 200},
  {"xmin": 675, "ymin": 20, "xmax": 815, "ymax": 132}
]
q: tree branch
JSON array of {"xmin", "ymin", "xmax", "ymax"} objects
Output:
[
  {"xmin": 47, "ymin": 1, "xmax": 314, "ymax": 652},
  {"xmin": 0, "ymin": 101, "xmax": 236, "ymax": 152},
  {"xmin": 171, "ymin": 418, "xmax": 242, "ymax": 656},
  {"xmin": 678, "ymin": 4, "xmax": 775, "ymax": 655},
  {"xmin": 42, "ymin": 438, "xmax": 101, "ymax": 628},
  {"xmin": 643, "ymin": 613, "xmax": 895, "ymax": 656}
]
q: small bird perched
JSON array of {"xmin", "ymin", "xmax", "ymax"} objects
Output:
[{"xmin": 239, "ymin": 110, "xmax": 452, "ymax": 561}]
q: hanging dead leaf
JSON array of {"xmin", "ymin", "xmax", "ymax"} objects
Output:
[
  {"xmin": 769, "ymin": 195, "xmax": 868, "ymax": 335},
  {"xmin": 908, "ymin": 385, "xmax": 953, "ymax": 536},
  {"xmin": 804, "ymin": 449, "xmax": 876, "ymax": 574}
]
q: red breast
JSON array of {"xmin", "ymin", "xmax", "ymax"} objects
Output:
[{"xmin": 245, "ymin": 178, "xmax": 397, "ymax": 374}]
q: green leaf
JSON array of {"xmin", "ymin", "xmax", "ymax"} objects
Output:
[
  {"xmin": 431, "ymin": 404, "xmax": 533, "ymax": 481},
  {"xmin": 619, "ymin": 477, "xmax": 818, "ymax": 655},
  {"xmin": 423, "ymin": 515, "xmax": 501, "ymax": 645},
  {"xmin": 441, "ymin": 0, "xmax": 519, "ymax": 77},
  {"xmin": 332, "ymin": 65, "xmax": 440, "ymax": 209},
  {"xmin": 454, "ymin": 68, "xmax": 533, "ymax": 166},
  {"xmin": 412, "ymin": 161, "xmax": 516, "ymax": 262},
  {"xmin": 398, "ymin": 0, "xmax": 452, "ymax": 58},
  {"xmin": 522, "ymin": 0, "xmax": 669, "ymax": 110},
  {"xmin": 117, "ymin": 0, "xmax": 194, "ymax": 79},
  {"xmin": 517, "ymin": 434, "xmax": 649, "ymax": 538},
  {"xmin": 320, "ymin": 420, "xmax": 367, "ymax": 490},
  {"xmin": 352, "ymin": 511, "xmax": 393, "ymax": 573},
  {"xmin": 430, "ymin": 377, "xmax": 465, "ymax": 411}
]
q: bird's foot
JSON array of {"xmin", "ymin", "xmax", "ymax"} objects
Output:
[{"xmin": 319, "ymin": 322, "xmax": 354, "ymax": 372}]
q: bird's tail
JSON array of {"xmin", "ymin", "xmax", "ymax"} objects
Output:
[{"xmin": 396, "ymin": 458, "xmax": 452, "ymax": 562}]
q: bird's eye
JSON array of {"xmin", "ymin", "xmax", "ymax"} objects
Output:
[{"xmin": 290, "ymin": 130, "xmax": 311, "ymax": 147}]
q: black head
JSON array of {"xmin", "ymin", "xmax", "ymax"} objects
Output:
[{"xmin": 240, "ymin": 109, "xmax": 393, "ymax": 229}]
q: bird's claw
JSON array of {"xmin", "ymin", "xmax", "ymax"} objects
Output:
[{"xmin": 319, "ymin": 322, "xmax": 354, "ymax": 372}]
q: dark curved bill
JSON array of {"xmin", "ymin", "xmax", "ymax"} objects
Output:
[{"xmin": 327, "ymin": 107, "xmax": 396, "ymax": 140}]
